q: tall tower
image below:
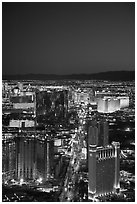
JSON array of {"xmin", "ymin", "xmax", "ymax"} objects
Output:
[
  {"xmin": 112, "ymin": 141, "xmax": 120, "ymax": 191},
  {"xmin": 98, "ymin": 120, "xmax": 109, "ymax": 147},
  {"xmin": 88, "ymin": 136, "xmax": 97, "ymax": 199},
  {"xmin": 88, "ymin": 120, "xmax": 120, "ymax": 200},
  {"xmin": 88, "ymin": 120, "xmax": 109, "ymax": 147}
]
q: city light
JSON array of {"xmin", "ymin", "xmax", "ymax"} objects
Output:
[
  {"xmin": 125, "ymin": 127, "xmax": 131, "ymax": 132},
  {"xmin": 2, "ymin": 79, "xmax": 135, "ymax": 202},
  {"xmin": 20, "ymin": 179, "xmax": 24, "ymax": 185},
  {"xmin": 37, "ymin": 177, "xmax": 43, "ymax": 184}
]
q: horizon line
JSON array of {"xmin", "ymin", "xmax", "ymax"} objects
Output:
[{"xmin": 2, "ymin": 70, "xmax": 135, "ymax": 76}]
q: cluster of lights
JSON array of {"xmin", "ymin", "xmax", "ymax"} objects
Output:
[
  {"xmin": 37, "ymin": 177, "xmax": 43, "ymax": 184},
  {"xmin": 20, "ymin": 178, "xmax": 24, "ymax": 185},
  {"xmin": 125, "ymin": 127, "xmax": 131, "ymax": 132}
]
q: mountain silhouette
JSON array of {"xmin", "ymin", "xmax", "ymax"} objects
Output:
[{"xmin": 2, "ymin": 71, "xmax": 135, "ymax": 81}]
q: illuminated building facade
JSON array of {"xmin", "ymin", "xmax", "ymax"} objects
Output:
[
  {"xmin": 2, "ymin": 136, "xmax": 54, "ymax": 182},
  {"xmin": 107, "ymin": 98, "xmax": 120, "ymax": 113},
  {"xmin": 71, "ymin": 88, "xmax": 95, "ymax": 105},
  {"xmin": 88, "ymin": 121, "xmax": 120, "ymax": 200},
  {"xmin": 97, "ymin": 98, "xmax": 120, "ymax": 113},
  {"xmin": 97, "ymin": 98, "xmax": 108, "ymax": 113},
  {"xmin": 97, "ymin": 95, "xmax": 129, "ymax": 113},
  {"xmin": 15, "ymin": 136, "xmax": 54, "ymax": 181},
  {"xmin": 9, "ymin": 90, "xmax": 36, "ymax": 128},
  {"xmin": 9, "ymin": 119, "xmax": 35, "ymax": 128},
  {"xmin": 10, "ymin": 91, "xmax": 35, "ymax": 110},
  {"xmin": 2, "ymin": 139, "xmax": 16, "ymax": 182},
  {"xmin": 117, "ymin": 96, "xmax": 129, "ymax": 108}
]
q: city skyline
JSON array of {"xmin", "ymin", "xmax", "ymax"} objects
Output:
[
  {"xmin": 2, "ymin": 2, "xmax": 135, "ymax": 202},
  {"xmin": 2, "ymin": 2, "xmax": 135, "ymax": 75},
  {"xmin": 2, "ymin": 79, "xmax": 135, "ymax": 201}
]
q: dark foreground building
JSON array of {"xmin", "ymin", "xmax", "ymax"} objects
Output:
[
  {"xmin": 36, "ymin": 89, "xmax": 68, "ymax": 126},
  {"xmin": 3, "ymin": 135, "xmax": 54, "ymax": 183}
]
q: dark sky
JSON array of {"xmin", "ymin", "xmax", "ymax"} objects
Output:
[{"xmin": 2, "ymin": 2, "xmax": 135, "ymax": 75}]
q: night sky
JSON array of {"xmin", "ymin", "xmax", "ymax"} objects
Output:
[{"xmin": 2, "ymin": 2, "xmax": 135, "ymax": 75}]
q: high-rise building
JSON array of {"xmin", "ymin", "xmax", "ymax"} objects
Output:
[
  {"xmin": 2, "ymin": 138, "xmax": 16, "ymax": 182},
  {"xmin": 15, "ymin": 136, "xmax": 54, "ymax": 181},
  {"xmin": 9, "ymin": 91, "xmax": 36, "ymax": 128},
  {"xmin": 88, "ymin": 120, "xmax": 109, "ymax": 147},
  {"xmin": 36, "ymin": 90, "xmax": 68, "ymax": 126},
  {"xmin": 88, "ymin": 120, "xmax": 120, "ymax": 200},
  {"xmin": 2, "ymin": 135, "xmax": 54, "ymax": 183}
]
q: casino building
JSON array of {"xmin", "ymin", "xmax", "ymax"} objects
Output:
[
  {"xmin": 97, "ymin": 98, "xmax": 120, "ymax": 113},
  {"xmin": 2, "ymin": 135, "xmax": 54, "ymax": 183},
  {"xmin": 88, "ymin": 120, "xmax": 120, "ymax": 200},
  {"xmin": 15, "ymin": 136, "xmax": 54, "ymax": 181},
  {"xmin": 9, "ymin": 87, "xmax": 36, "ymax": 128}
]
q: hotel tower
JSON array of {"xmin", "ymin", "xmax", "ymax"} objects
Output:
[{"xmin": 88, "ymin": 120, "xmax": 120, "ymax": 200}]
